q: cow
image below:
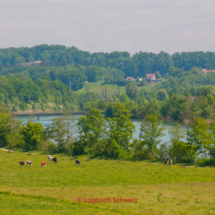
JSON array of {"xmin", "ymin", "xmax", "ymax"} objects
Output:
[
  {"xmin": 75, "ymin": 160, "xmax": 81, "ymax": 166},
  {"xmin": 20, "ymin": 161, "xmax": 25, "ymax": 166},
  {"xmin": 40, "ymin": 161, "xmax": 47, "ymax": 168},
  {"xmin": 52, "ymin": 157, "xmax": 57, "ymax": 163},
  {"xmin": 47, "ymin": 155, "xmax": 54, "ymax": 162},
  {"xmin": 26, "ymin": 160, "xmax": 32, "ymax": 166}
]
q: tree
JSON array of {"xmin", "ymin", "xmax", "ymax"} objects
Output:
[
  {"xmin": 187, "ymin": 117, "xmax": 212, "ymax": 158},
  {"xmin": 45, "ymin": 112, "xmax": 76, "ymax": 153},
  {"xmin": 121, "ymin": 93, "xmax": 129, "ymax": 102},
  {"xmin": 157, "ymin": 89, "xmax": 168, "ymax": 101},
  {"xmin": 168, "ymin": 123, "xmax": 185, "ymax": 142},
  {"xmin": 169, "ymin": 139, "xmax": 191, "ymax": 163},
  {"xmin": 77, "ymin": 108, "xmax": 106, "ymax": 153},
  {"xmin": 0, "ymin": 106, "xmax": 16, "ymax": 147},
  {"xmin": 107, "ymin": 104, "xmax": 135, "ymax": 151},
  {"xmin": 125, "ymin": 82, "xmax": 138, "ymax": 100},
  {"xmin": 155, "ymin": 71, "xmax": 161, "ymax": 79},
  {"xmin": 20, "ymin": 121, "xmax": 44, "ymax": 150},
  {"xmin": 46, "ymin": 117, "xmax": 67, "ymax": 152},
  {"xmin": 191, "ymin": 67, "xmax": 200, "ymax": 75},
  {"xmin": 139, "ymin": 114, "xmax": 166, "ymax": 157},
  {"xmin": 138, "ymin": 98, "xmax": 161, "ymax": 118}
]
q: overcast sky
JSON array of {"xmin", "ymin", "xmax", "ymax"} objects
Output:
[{"xmin": 0, "ymin": 0, "xmax": 215, "ymax": 55}]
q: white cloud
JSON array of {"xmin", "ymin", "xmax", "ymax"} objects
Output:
[{"xmin": 0, "ymin": 0, "xmax": 215, "ymax": 54}]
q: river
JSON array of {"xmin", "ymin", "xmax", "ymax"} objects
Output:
[{"xmin": 17, "ymin": 114, "xmax": 187, "ymax": 144}]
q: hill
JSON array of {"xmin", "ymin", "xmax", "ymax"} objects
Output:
[{"xmin": 0, "ymin": 45, "xmax": 215, "ymax": 78}]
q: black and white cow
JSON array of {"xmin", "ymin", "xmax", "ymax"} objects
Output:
[
  {"xmin": 47, "ymin": 155, "xmax": 54, "ymax": 162},
  {"xmin": 26, "ymin": 160, "xmax": 32, "ymax": 166},
  {"xmin": 75, "ymin": 160, "xmax": 81, "ymax": 166},
  {"xmin": 52, "ymin": 157, "xmax": 57, "ymax": 163}
]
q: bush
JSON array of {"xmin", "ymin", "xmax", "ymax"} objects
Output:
[
  {"xmin": 37, "ymin": 141, "xmax": 50, "ymax": 151},
  {"xmin": 197, "ymin": 158, "xmax": 214, "ymax": 167},
  {"xmin": 48, "ymin": 143, "xmax": 58, "ymax": 154}
]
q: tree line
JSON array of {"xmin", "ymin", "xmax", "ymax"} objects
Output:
[
  {"xmin": 0, "ymin": 76, "xmax": 77, "ymax": 111},
  {"xmin": 1, "ymin": 105, "xmax": 215, "ymax": 166},
  {"xmin": 0, "ymin": 45, "xmax": 215, "ymax": 78},
  {"xmin": 0, "ymin": 65, "xmax": 124, "ymax": 91}
]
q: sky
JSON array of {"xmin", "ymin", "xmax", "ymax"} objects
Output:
[{"xmin": 0, "ymin": 0, "xmax": 215, "ymax": 55}]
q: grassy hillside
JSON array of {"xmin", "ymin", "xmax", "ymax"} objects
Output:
[
  {"xmin": 76, "ymin": 81, "xmax": 158, "ymax": 95},
  {"xmin": 1, "ymin": 150, "xmax": 215, "ymax": 214}
]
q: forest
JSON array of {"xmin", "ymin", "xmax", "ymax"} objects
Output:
[{"xmin": 0, "ymin": 44, "xmax": 215, "ymax": 78}]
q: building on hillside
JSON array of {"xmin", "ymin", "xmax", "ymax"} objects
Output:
[
  {"xmin": 84, "ymin": 81, "xmax": 88, "ymax": 83},
  {"xmin": 19, "ymin": 61, "xmax": 42, "ymax": 67},
  {"xmin": 201, "ymin": 69, "xmax": 215, "ymax": 74},
  {"xmin": 146, "ymin": 74, "xmax": 155, "ymax": 81},
  {"xmin": 126, "ymin": 77, "xmax": 136, "ymax": 81}
]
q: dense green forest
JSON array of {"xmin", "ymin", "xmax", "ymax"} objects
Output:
[
  {"xmin": 1, "ymin": 65, "xmax": 215, "ymax": 120},
  {"xmin": 0, "ymin": 45, "xmax": 215, "ymax": 120},
  {"xmin": 0, "ymin": 76, "xmax": 77, "ymax": 111},
  {"xmin": 0, "ymin": 65, "xmax": 124, "ymax": 91},
  {"xmin": 0, "ymin": 45, "xmax": 215, "ymax": 78}
]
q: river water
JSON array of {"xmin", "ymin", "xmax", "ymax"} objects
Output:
[{"xmin": 17, "ymin": 114, "xmax": 187, "ymax": 144}]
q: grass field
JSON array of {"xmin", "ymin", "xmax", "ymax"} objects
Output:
[
  {"xmin": 76, "ymin": 81, "xmax": 127, "ymax": 95},
  {"xmin": 1, "ymin": 150, "xmax": 215, "ymax": 214},
  {"xmin": 76, "ymin": 81, "xmax": 158, "ymax": 95}
]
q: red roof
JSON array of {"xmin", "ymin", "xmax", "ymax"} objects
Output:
[
  {"xmin": 202, "ymin": 69, "xmax": 215, "ymax": 74},
  {"xmin": 146, "ymin": 74, "xmax": 155, "ymax": 78},
  {"xmin": 127, "ymin": 77, "xmax": 134, "ymax": 80}
]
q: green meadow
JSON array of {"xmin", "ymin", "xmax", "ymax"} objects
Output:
[
  {"xmin": 1, "ymin": 150, "xmax": 215, "ymax": 214},
  {"xmin": 76, "ymin": 80, "xmax": 157, "ymax": 95}
]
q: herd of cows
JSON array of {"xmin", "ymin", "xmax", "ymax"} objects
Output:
[{"xmin": 19, "ymin": 155, "xmax": 81, "ymax": 167}]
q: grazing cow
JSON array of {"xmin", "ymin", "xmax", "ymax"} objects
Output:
[
  {"xmin": 26, "ymin": 160, "xmax": 32, "ymax": 166},
  {"xmin": 40, "ymin": 161, "xmax": 47, "ymax": 168},
  {"xmin": 52, "ymin": 157, "xmax": 57, "ymax": 163},
  {"xmin": 75, "ymin": 160, "xmax": 81, "ymax": 166},
  {"xmin": 47, "ymin": 155, "xmax": 54, "ymax": 162},
  {"xmin": 20, "ymin": 161, "xmax": 25, "ymax": 166}
]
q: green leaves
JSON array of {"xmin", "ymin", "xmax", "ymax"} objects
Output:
[
  {"xmin": 139, "ymin": 114, "xmax": 166, "ymax": 157},
  {"xmin": 20, "ymin": 121, "xmax": 44, "ymax": 150},
  {"xmin": 187, "ymin": 117, "xmax": 213, "ymax": 158},
  {"xmin": 77, "ymin": 108, "xmax": 106, "ymax": 151},
  {"xmin": 107, "ymin": 104, "xmax": 135, "ymax": 151}
]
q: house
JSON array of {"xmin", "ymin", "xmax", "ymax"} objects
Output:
[
  {"xmin": 19, "ymin": 61, "xmax": 42, "ymax": 67},
  {"xmin": 126, "ymin": 77, "xmax": 135, "ymax": 81},
  {"xmin": 201, "ymin": 69, "xmax": 215, "ymax": 74},
  {"xmin": 146, "ymin": 74, "xmax": 155, "ymax": 81},
  {"xmin": 84, "ymin": 81, "xmax": 88, "ymax": 83},
  {"xmin": 136, "ymin": 78, "xmax": 142, "ymax": 82}
]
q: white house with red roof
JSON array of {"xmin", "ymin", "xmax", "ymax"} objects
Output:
[{"xmin": 146, "ymin": 74, "xmax": 155, "ymax": 81}]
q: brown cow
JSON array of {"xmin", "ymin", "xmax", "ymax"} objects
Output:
[
  {"xmin": 40, "ymin": 161, "xmax": 47, "ymax": 168},
  {"xmin": 20, "ymin": 161, "xmax": 25, "ymax": 166}
]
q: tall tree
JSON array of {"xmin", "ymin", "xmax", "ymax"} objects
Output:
[
  {"xmin": 107, "ymin": 104, "xmax": 135, "ymax": 151},
  {"xmin": 139, "ymin": 114, "xmax": 166, "ymax": 157},
  {"xmin": 77, "ymin": 108, "xmax": 106, "ymax": 152},
  {"xmin": 20, "ymin": 121, "xmax": 44, "ymax": 150},
  {"xmin": 187, "ymin": 117, "xmax": 212, "ymax": 158}
]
